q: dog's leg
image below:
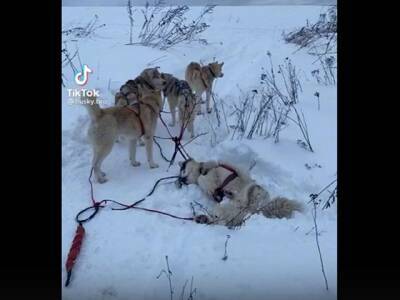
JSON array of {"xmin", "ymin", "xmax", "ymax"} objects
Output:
[
  {"xmin": 189, "ymin": 120, "xmax": 194, "ymax": 138},
  {"xmin": 196, "ymin": 93, "xmax": 203, "ymax": 115},
  {"xmin": 178, "ymin": 106, "xmax": 184, "ymax": 131},
  {"xmin": 129, "ymin": 138, "xmax": 141, "ymax": 167},
  {"xmin": 206, "ymin": 89, "xmax": 212, "ymax": 114},
  {"xmin": 138, "ymin": 137, "xmax": 145, "ymax": 146},
  {"xmin": 169, "ymin": 103, "xmax": 176, "ymax": 127},
  {"xmin": 144, "ymin": 135, "xmax": 159, "ymax": 169},
  {"xmin": 92, "ymin": 143, "xmax": 114, "ymax": 183}
]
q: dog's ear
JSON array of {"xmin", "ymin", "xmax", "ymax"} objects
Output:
[{"xmin": 220, "ymin": 62, "xmax": 224, "ymax": 67}]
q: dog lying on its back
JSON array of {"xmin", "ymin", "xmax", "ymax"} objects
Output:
[
  {"xmin": 178, "ymin": 159, "xmax": 304, "ymax": 228},
  {"xmin": 161, "ymin": 73, "xmax": 197, "ymax": 137}
]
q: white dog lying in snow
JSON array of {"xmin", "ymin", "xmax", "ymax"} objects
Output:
[{"xmin": 178, "ymin": 159, "xmax": 304, "ymax": 228}]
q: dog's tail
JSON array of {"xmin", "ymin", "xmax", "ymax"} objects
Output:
[
  {"xmin": 82, "ymin": 96, "xmax": 102, "ymax": 120},
  {"xmin": 262, "ymin": 196, "xmax": 304, "ymax": 219}
]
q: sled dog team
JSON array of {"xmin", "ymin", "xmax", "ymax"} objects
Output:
[{"xmin": 83, "ymin": 61, "xmax": 303, "ymax": 227}]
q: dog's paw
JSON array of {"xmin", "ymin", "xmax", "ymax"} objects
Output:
[
  {"xmin": 195, "ymin": 215, "xmax": 210, "ymax": 224},
  {"xmin": 97, "ymin": 177, "xmax": 108, "ymax": 184},
  {"xmin": 131, "ymin": 161, "xmax": 141, "ymax": 167},
  {"xmin": 149, "ymin": 162, "xmax": 159, "ymax": 169}
]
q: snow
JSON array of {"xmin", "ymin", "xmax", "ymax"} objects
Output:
[{"xmin": 62, "ymin": 5, "xmax": 336, "ymax": 300}]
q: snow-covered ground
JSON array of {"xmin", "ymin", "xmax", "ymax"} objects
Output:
[{"xmin": 62, "ymin": 5, "xmax": 337, "ymax": 300}]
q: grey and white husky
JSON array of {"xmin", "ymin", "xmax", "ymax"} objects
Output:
[{"xmin": 161, "ymin": 72, "xmax": 197, "ymax": 137}]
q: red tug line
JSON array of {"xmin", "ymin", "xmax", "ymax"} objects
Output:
[{"xmin": 64, "ymin": 111, "xmax": 194, "ymax": 287}]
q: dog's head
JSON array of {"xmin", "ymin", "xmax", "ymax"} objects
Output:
[
  {"xmin": 178, "ymin": 159, "xmax": 201, "ymax": 185},
  {"xmin": 137, "ymin": 84, "xmax": 163, "ymax": 110},
  {"xmin": 114, "ymin": 92, "xmax": 129, "ymax": 106},
  {"xmin": 209, "ymin": 61, "xmax": 224, "ymax": 78},
  {"xmin": 140, "ymin": 67, "xmax": 167, "ymax": 91},
  {"xmin": 138, "ymin": 84, "xmax": 159, "ymax": 98},
  {"xmin": 178, "ymin": 159, "xmax": 219, "ymax": 185},
  {"xmin": 160, "ymin": 72, "xmax": 174, "ymax": 84}
]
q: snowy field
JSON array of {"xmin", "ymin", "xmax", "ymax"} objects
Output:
[{"xmin": 62, "ymin": 5, "xmax": 337, "ymax": 300}]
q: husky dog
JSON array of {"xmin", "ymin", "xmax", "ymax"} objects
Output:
[
  {"xmin": 178, "ymin": 159, "xmax": 303, "ymax": 228},
  {"xmin": 161, "ymin": 73, "xmax": 197, "ymax": 137},
  {"xmin": 115, "ymin": 67, "xmax": 166, "ymax": 145},
  {"xmin": 116, "ymin": 67, "xmax": 166, "ymax": 106},
  {"xmin": 83, "ymin": 86, "xmax": 162, "ymax": 183},
  {"xmin": 185, "ymin": 61, "xmax": 224, "ymax": 114}
]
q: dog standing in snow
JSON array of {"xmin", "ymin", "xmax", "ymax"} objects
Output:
[
  {"xmin": 161, "ymin": 72, "xmax": 197, "ymax": 137},
  {"xmin": 185, "ymin": 61, "xmax": 224, "ymax": 114},
  {"xmin": 178, "ymin": 159, "xmax": 304, "ymax": 228},
  {"xmin": 83, "ymin": 86, "xmax": 162, "ymax": 183}
]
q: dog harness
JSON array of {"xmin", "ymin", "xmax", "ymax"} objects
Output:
[
  {"xmin": 124, "ymin": 103, "xmax": 145, "ymax": 137},
  {"xmin": 120, "ymin": 78, "xmax": 155, "ymax": 104},
  {"xmin": 212, "ymin": 164, "xmax": 239, "ymax": 203}
]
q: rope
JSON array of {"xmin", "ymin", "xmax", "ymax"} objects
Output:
[{"xmin": 65, "ymin": 170, "xmax": 194, "ymax": 287}]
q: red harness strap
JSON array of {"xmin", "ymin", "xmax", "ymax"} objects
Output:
[
  {"xmin": 212, "ymin": 164, "xmax": 238, "ymax": 203},
  {"xmin": 124, "ymin": 104, "xmax": 145, "ymax": 137}
]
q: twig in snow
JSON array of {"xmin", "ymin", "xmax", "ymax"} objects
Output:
[
  {"xmin": 187, "ymin": 276, "xmax": 197, "ymax": 300},
  {"xmin": 309, "ymin": 197, "xmax": 329, "ymax": 291},
  {"xmin": 156, "ymin": 255, "xmax": 174, "ymax": 300},
  {"xmin": 314, "ymin": 91, "xmax": 320, "ymax": 111},
  {"xmin": 126, "ymin": 0, "xmax": 136, "ymax": 45},
  {"xmin": 222, "ymin": 235, "xmax": 231, "ymax": 261},
  {"xmin": 248, "ymin": 160, "xmax": 257, "ymax": 171}
]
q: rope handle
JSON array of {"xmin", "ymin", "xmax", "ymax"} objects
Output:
[{"xmin": 65, "ymin": 224, "xmax": 85, "ymax": 287}]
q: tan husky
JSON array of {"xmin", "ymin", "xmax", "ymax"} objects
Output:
[
  {"xmin": 185, "ymin": 61, "xmax": 224, "ymax": 114},
  {"xmin": 161, "ymin": 73, "xmax": 197, "ymax": 137},
  {"xmin": 84, "ymin": 87, "xmax": 162, "ymax": 183},
  {"xmin": 178, "ymin": 159, "xmax": 304, "ymax": 228},
  {"xmin": 115, "ymin": 67, "xmax": 166, "ymax": 145}
]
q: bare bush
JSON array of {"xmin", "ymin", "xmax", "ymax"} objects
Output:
[
  {"xmin": 126, "ymin": 0, "xmax": 137, "ymax": 45},
  {"xmin": 62, "ymin": 15, "xmax": 105, "ymax": 86},
  {"xmin": 309, "ymin": 178, "xmax": 337, "ymax": 210},
  {"xmin": 230, "ymin": 53, "xmax": 314, "ymax": 152},
  {"xmin": 130, "ymin": 0, "xmax": 215, "ymax": 50},
  {"xmin": 62, "ymin": 15, "xmax": 105, "ymax": 42},
  {"xmin": 283, "ymin": 6, "xmax": 337, "ymax": 85}
]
